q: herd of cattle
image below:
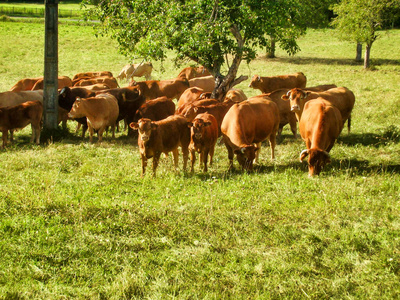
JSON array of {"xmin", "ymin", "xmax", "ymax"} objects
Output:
[{"xmin": 0, "ymin": 62, "xmax": 355, "ymax": 177}]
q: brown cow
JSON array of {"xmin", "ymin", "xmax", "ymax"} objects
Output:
[
  {"xmin": 176, "ymin": 98, "xmax": 218, "ymax": 116},
  {"xmin": 129, "ymin": 115, "xmax": 191, "ymax": 177},
  {"xmin": 133, "ymin": 96, "xmax": 175, "ymax": 122},
  {"xmin": 72, "ymin": 71, "xmax": 113, "ymax": 81},
  {"xmin": 0, "ymin": 101, "xmax": 43, "ymax": 148},
  {"xmin": 68, "ymin": 93, "xmax": 119, "ymax": 143},
  {"xmin": 73, "ymin": 76, "xmax": 119, "ymax": 89},
  {"xmin": 9, "ymin": 77, "xmax": 42, "ymax": 92},
  {"xmin": 188, "ymin": 75, "xmax": 215, "ymax": 92},
  {"xmin": 117, "ymin": 62, "xmax": 153, "ymax": 81},
  {"xmin": 249, "ymin": 72, "xmax": 307, "ymax": 93},
  {"xmin": 177, "ymin": 66, "xmax": 211, "ymax": 80},
  {"xmin": 128, "ymin": 78, "xmax": 189, "ymax": 101},
  {"xmin": 221, "ymin": 98, "xmax": 280, "ymax": 171},
  {"xmin": 188, "ymin": 113, "xmax": 219, "ymax": 172},
  {"xmin": 299, "ymin": 98, "xmax": 343, "ymax": 176},
  {"xmin": 31, "ymin": 76, "xmax": 73, "ymax": 90},
  {"xmin": 176, "ymin": 87, "xmax": 211, "ymax": 109},
  {"xmin": 224, "ymin": 89, "xmax": 247, "ymax": 103},
  {"xmin": 282, "ymin": 86, "xmax": 355, "ymax": 132}
]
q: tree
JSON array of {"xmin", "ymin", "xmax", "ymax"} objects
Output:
[
  {"xmin": 83, "ymin": 0, "xmax": 305, "ymax": 99},
  {"xmin": 331, "ymin": 0, "xmax": 399, "ymax": 69}
]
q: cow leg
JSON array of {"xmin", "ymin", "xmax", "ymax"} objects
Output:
[
  {"xmin": 152, "ymin": 153, "xmax": 161, "ymax": 177},
  {"xmin": 289, "ymin": 118, "xmax": 297, "ymax": 139},
  {"xmin": 182, "ymin": 146, "xmax": 189, "ymax": 172},
  {"xmin": 81, "ymin": 124, "xmax": 88, "ymax": 139},
  {"xmin": 223, "ymin": 139, "xmax": 234, "ymax": 170},
  {"xmin": 75, "ymin": 122, "xmax": 81, "ymax": 133},
  {"xmin": 209, "ymin": 143, "xmax": 216, "ymax": 166},
  {"xmin": 88, "ymin": 125, "xmax": 94, "ymax": 143},
  {"xmin": 172, "ymin": 148, "xmax": 179, "ymax": 171},
  {"xmin": 98, "ymin": 126, "xmax": 106, "ymax": 143},
  {"xmin": 269, "ymin": 135, "xmax": 276, "ymax": 160},
  {"xmin": 203, "ymin": 149, "xmax": 210, "ymax": 172},
  {"xmin": 140, "ymin": 154, "xmax": 147, "ymax": 177},
  {"xmin": 111, "ymin": 123, "xmax": 116, "ymax": 139},
  {"xmin": 255, "ymin": 142, "xmax": 261, "ymax": 163},
  {"xmin": 2, "ymin": 130, "xmax": 8, "ymax": 148},
  {"xmin": 190, "ymin": 149, "xmax": 196, "ymax": 173},
  {"xmin": 9, "ymin": 130, "xmax": 13, "ymax": 142},
  {"xmin": 199, "ymin": 151, "xmax": 203, "ymax": 168}
]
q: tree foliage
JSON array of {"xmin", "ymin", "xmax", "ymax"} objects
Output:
[
  {"xmin": 331, "ymin": 0, "xmax": 399, "ymax": 68},
  {"xmin": 83, "ymin": 0, "xmax": 307, "ymax": 98}
]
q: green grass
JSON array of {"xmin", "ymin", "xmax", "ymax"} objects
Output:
[{"xmin": 0, "ymin": 19, "xmax": 400, "ymax": 299}]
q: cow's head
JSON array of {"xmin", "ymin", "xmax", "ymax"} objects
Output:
[
  {"xmin": 129, "ymin": 118, "xmax": 156, "ymax": 142},
  {"xmin": 281, "ymin": 88, "xmax": 310, "ymax": 113},
  {"xmin": 300, "ymin": 148, "xmax": 331, "ymax": 177},
  {"xmin": 248, "ymin": 75, "xmax": 261, "ymax": 88},
  {"xmin": 68, "ymin": 97, "xmax": 86, "ymax": 119},
  {"xmin": 188, "ymin": 118, "xmax": 212, "ymax": 141},
  {"xmin": 234, "ymin": 145, "xmax": 259, "ymax": 171}
]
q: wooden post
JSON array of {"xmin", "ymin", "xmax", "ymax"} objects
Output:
[{"xmin": 43, "ymin": 0, "xmax": 59, "ymax": 130}]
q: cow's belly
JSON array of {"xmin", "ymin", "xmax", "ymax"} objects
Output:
[{"xmin": 88, "ymin": 118, "xmax": 106, "ymax": 130}]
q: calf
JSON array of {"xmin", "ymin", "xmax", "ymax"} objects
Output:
[
  {"xmin": 249, "ymin": 72, "xmax": 306, "ymax": 93},
  {"xmin": 133, "ymin": 96, "xmax": 175, "ymax": 122},
  {"xmin": 129, "ymin": 115, "xmax": 191, "ymax": 177},
  {"xmin": 221, "ymin": 98, "xmax": 280, "ymax": 171},
  {"xmin": 188, "ymin": 75, "xmax": 215, "ymax": 92},
  {"xmin": 129, "ymin": 78, "xmax": 189, "ymax": 101},
  {"xmin": 299, "ymin": 98, "xmax": 343, "ymax": 176},
  {"xmin": 68, "ymin": 93, "xmax": 119, "ymax": 143},
  {"xmin": 282, "ymin": 86, "xmax": 355, "ymax": 132},
  {"xmin": 0, "ymin": 101, "xmax": 43, "ymax": 148},
  {"xmin": 188, "ymin": 113, "xmax": 219, "ymax": 172}
]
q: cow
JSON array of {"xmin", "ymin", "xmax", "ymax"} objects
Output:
[
  {"xmin": 298, "ymin": 98, "xmax": 344, "ymax": 176},
  {"xmin": 176, "ymin": 87, "xmax": 211, "ymax": 109},
  {"xmin": 128, "ymin": 78, "xmax": 189, "ymax": 101},
  {"xmin": 73, "ymin": 76, "xmax": 119, "ymax": 89},
  {"xmin": 0, "ymin": 100, "xmax": 43, "ymax": 148},
  {"xmin": 249, "ymin": 72, "xmax": 307, "ymax": 94},
  {"xmin": 58, "ymin": 87, "xmax": 96, "ymax": 138},
  {"xmin": 221, "ymin": 98, "xmax": 280, "ymax": 171},
  {"xmin": 95, "ymin": 87, "xmax": 146, "ymax": 135},
  {"xmin": 188, "ymin": 75, "xmax": 215, "ymax": 92},
  {"xmin": 31, "ymin": 76, "xmax": 73, "ymax": 90},
  {"xmin": 129, "ymin": 115, "xmax": 191, "ymax": 177},
  {"xmin": 117, "ymin": 62, "xmax": 153, "ymax": 81},
  {"xmin": 133, "ymin": 96, "xmax": 175, "ymax": 122},
  {"xmin": 281, "ymin": 86, "xmax": 355, "ymax": 132},
  {"xmin": 77, "ymin": 83, "xmax": 111, "ymax": 91},
  {"xmin": 0, "ymin": 90, "xmax": 43, "ymax": 107},
  {"xmin": 176, "ymin": 98, "xmax": 219, "ymax": 117},
  {"xmin": 67, "ymin": 93, "xmax": 119, "ymax": 143},
  {"xmin": 224, "ymin": 89, "xmax": 247, "ymax": 103},
  {"xmin": 72, "ymin": 71, "xmax": 113, "ymax": 81},
  {"xmin": 177, "ymin": 66, "xmax": 211, "ymax": 80},
  {"xmin": 182, "ymin": 99, "xmax": 237, "ymax": 136},
  {"xmin": 188, "ymin": 113, "xmax": 219, "ymax": 172},
  {"xmin": 9, "ymin": 77, "xmax": 42, "ymax": 92}
]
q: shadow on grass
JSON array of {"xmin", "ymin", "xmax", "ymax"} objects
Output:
[{"xmin": 260, "ymin": 56, "xmax": 400, "ymax": 67}]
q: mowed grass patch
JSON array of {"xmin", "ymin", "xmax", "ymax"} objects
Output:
[{"xmin": 0, "ymin": 20, "xmax": 400, "ymax": 298}]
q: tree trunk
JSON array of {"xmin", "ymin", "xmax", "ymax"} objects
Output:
[
  {"xmin": 266, "ymin": 36, "xmax": 276, "ymax": 58},
  {"xmin": 364, "ymin": 43, "xmax": 371, "ymax": 69},
  {"xmin": 356, "ymin": 43, "xmax": 362, "ymax": 62}
]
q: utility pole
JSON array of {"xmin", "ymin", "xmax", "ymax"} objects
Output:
[{"xmin": 43, "ymin": 0, "xmax": 59, "ymax": 130}]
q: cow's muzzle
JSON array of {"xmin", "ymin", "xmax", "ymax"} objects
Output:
[{"xmin": 291, "ymin": 105, "xmax": 300, "ymax": 112}]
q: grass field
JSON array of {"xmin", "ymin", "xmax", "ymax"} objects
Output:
[{"xmin": 0, "ymin": 18, "xmax": 400, "ymax": 299}]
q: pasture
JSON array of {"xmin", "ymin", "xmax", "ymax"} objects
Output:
[{"xmin": 0, "ymin": 18, "xmax": 400, "ymax": 299}]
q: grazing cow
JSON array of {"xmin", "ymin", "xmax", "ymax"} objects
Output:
[
  {"xmin": 129, "ymin": 115, "xmax": 191, "ymax": 177},
  {"xmin": 67, "ymin": 93, "xmax": 119, "ymax": 143},
  {"xmin": 221, "ymin": 98, "xmax": 280, "ymax": 171},
  {"xmin": 176, "ymin": 87, "xmax": 211, "ymax": 109},
  {"xmin": 133, "ymin": 96, "xmax": 175, "ymax": 122},
  {"xmin": 188, "ymin": 75, "xmax": 215, "ymax": 92},
  {"xmin": 0, "ymin": 101, "xmax": 43, "ymax": 148},
  {"xmin": 249, "ymin": 72, "xmax": 307, "ymax": 94},
  {"xmin": 299, "ymin": 98, "xmax": 343, "ymax": 176},
  {"xmin": 224, "ymin": 89, "xmax": 247, "ymax": 103},
  {"xmin": 73, "ymin": 76, "xmax": 119, "ymax": 89},
  {"xmin": 282, "ymin": 87, "xmax": 355, "ymax": 132},
  {"xmin": 117, "ymin": 62, "xmax": 153, "ymax": 81},
  {"xmin": 31, "ymin": 76, "xmax": 73, "ymax": 90},
  {"xmin": 188, "ymin": 113, "xmax": 219, "ymax": 172},
  {"xmin": 9, "ymin": 77, "xmax": 42, "ymax": 92},
  {"xmin": 177, "ymin": 66, "xmax": 211, "ymax": 80},
  {"xmin": 72, "ymin": 71, "xmax": 113, "ymax": 81},
  {"xmin": 58, "ymin": 87, "xmax": 96, "ymax": 137},
  {"xmin": 128, "ymin": 78, "xmax": 189, "ymax": 101}
]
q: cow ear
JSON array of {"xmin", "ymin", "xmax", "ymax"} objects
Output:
[
  {"xmin": 281, "ymin": 91, "xmax": 290, "ymax": 101},
  {"xmin": 129, "ymin": 122, "xmax": 139, "ymax": 130},
  {"xmin": 257, "ymin": 75, "xmax": 260, "ymax": 81},
  {"xmin": 300, "ymin": 149, "xmax": 309, "ymax": 161}
]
